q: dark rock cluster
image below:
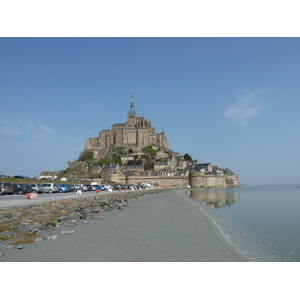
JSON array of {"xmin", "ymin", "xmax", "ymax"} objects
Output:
[{"xmin": 0, "ymin": 189, "xmax": 169, "ymax": 255}]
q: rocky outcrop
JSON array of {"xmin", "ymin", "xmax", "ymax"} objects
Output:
[{"xmin": 0, "ymin": 189, "xmax": 169, "ymax": 254}]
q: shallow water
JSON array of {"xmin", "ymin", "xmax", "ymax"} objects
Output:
[{"xmin": 185, "ymin": 185, "xmax": 300, "ymax": 262}]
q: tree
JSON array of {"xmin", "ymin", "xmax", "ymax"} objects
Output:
[
  {"xmin": 115, "ymin": 154, "xmax": 122, "ymax": 165},
  {"xmin": 78, "ymin": 150, "xmax": 94, "ymax": 162},
  {"xmin": 184, "ymin": 153, "xmax": 192, "ymax": 161},
  {"xmin": 149, "ymin": 148, "xmax": 157, "ymax": 159},
  {"xmin": 99, "ymin": 157, "xmax": 111, "ymax": 166},
  {"xmin": 144, "ymin": 158, "xmax": 154, "ymax": 171},
  {"xmin": 137, "ymin": 159, "xmax": 143, "ymax": 165}
]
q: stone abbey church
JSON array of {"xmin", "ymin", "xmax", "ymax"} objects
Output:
[{"xmin": 84, "ymin": 95, "xmax": 170, "ymax": 160}]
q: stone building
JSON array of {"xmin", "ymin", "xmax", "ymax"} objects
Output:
[
  {"xmin": 84, "ymin": 94, "xmax": 170, "ymax": 160},
  {"xmin": 101, "ymin": 164, "xmax": 123, "ymax": 182},
  {"xmin": 154, "ymin": 161, "xmax": 168, "ymax": 171}
]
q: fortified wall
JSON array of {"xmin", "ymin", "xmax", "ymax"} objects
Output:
[
  {"xmin": 189, "ymin": 172, "xmax": 239, "ymax": 188},
  {"xmin": 121, "ymin": 175, "xmax": 189, "ymax": 188},
  {"xmin": 111, "ymin": 172, "xmax": 238, "ymax": 188}
]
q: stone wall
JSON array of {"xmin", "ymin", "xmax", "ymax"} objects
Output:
[
  {"xmin": 110, "ymin": 173, "xmax": 239, "ymax": 188},
  {"xmin": 189, "ymin": 172, "xmax": 239, "ymax": 188},
  {"xmin": 120, "ymin": 175, "xmax": 189, "ymax": 188}
]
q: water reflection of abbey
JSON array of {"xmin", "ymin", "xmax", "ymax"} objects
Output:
[{"xmin": 187, "ymin": 189, "xmax": 240, "ymax": 209}]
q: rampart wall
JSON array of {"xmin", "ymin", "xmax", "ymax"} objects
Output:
[
  {"xmin": 189, "ymin": 172, "xmax": 239, "ymax": 188},
  {"xmin": 116, "ymin": 173, "xmax": 239, "ymax": 188},
  {"xmin": 119, "ymin": 175, "xmax": 189, "ymax": 188}
]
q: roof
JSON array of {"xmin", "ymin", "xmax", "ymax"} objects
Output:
[
  {"xmin": 197, "ymin": 163, "xmax": 211, "ymax": 167},
  {"xmin": 112, "ymin": 123, "xmax": 126, "ymax": 127},
  {"xmin": 102, "ymin": 163, "xmax": 119, "ymax": 171},
  {"xmin": 123, "ymin": 165, "xmax": 143, "ymax": 169},
  {"xmin": 40, "ymin": 171, "xmax": 58, "ymax": 175}
]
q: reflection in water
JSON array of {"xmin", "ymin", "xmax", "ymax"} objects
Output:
[{"xmin": 186, "ymin": 188, "xmax": 240, "ymax": 209}]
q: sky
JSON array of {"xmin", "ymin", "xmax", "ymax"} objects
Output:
[{"xmin": 1, "ymin": 37, "xmax": 300, "ymax": 185}]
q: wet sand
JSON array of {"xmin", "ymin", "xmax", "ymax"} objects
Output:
[{"xmin": 0, "ymin": 189, "xmax": 248, "ymax": 262}]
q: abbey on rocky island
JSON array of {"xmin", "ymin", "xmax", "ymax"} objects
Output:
[{"xmin": 84, "ymin": 93, "xmax": 170, "ymax": 160}]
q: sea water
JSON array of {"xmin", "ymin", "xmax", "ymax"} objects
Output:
[{"xmin": 185, "ymin": 185, "xmax": 300, "ymax": 262}]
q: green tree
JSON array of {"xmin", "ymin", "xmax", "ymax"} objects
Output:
[
  {"xmin": 78, "ymin": 150, "xmax": 94, "ymax": 162},
  {"xmin": 99, "ymin": 157, "xmax": 111, "ymax": 166},
  {"xmin": 115, "ymin": 154, "xmax": 122, "ymax": 165},
  {"xmin": 184, "ymin": 153, "xmax": 192, "ymax": 161},
  {"xmin": 144, "ymin": 158, "xmax": 154, "ymax": 171},
  {"xmin": 142, "ymin": 146, "xmax": 152, "ymax": 154},
  {"xmin": 137, "ymin": 159, "xmax": 143, "ymax": 165},
  {"xmin": 149, "ymin": 148, "xmax": 157, "ymax": 159}
]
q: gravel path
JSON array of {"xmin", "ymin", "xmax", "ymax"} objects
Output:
[{"xmin": 0, "ymin": 189, "xmax": 248, "ymax": 262}]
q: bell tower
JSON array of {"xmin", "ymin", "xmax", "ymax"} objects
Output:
[{"xmin": 127, "ymin": 89, "xmax": 137, "ymax": 127}]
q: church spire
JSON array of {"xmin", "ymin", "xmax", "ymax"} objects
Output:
[{"xmin": 128, "ymin": 89, "xmax": 136, "ymax": 115}]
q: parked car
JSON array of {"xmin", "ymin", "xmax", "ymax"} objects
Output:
[
  {"xmin": 91, "ymin": 185, "xmax": 100, "ymax": 191},
  {"xmin": 78, "ymin": 184, "xmax": 88, "ymax": 191},
  {"xmin": 104, "ymin": 185, "xmax": 112, "ymax": 190},
  {"xmin": 0, "ymin": 182, "xmax": 14, "ymax": 195},
  {"xmin": 85, "ymin": 184, "xmax": 93, "ymax": 191},
  {"xmin": 57, "ymin": 184, "xmax": 70, "ymax": 193},
  {"xmin": 42, "ymin": 183, "xmax": 58, "ymax": 193},
  {"xmin": 69, "ymin": 184, "xmax": 81, "ymax": 192},
  {"xmin": 92, "ymin": 185, "xmax": 105, "ymax": 191},
  {"xmin": 29, "ymin": 183, "xmax": 44, "ymax": 193},
  {"xmin": 12, "ymin": 183, "xmax": 33, "ymax": 195}
]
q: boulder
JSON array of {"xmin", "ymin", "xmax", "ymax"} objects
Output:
[
  {"xmin": 0, "ymin": 241, "xmax": 14, "ymax": 250},
  {"xmin": 15, "ymin": 243, "xmax": 31, "ymax": 249}
]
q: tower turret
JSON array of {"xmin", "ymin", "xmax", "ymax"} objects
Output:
[{"xmin": 127, "ymin": 89, "xmax": 137, "ymax": 127}]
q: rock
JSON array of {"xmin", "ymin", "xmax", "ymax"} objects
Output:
[
  {"xmin": 47, "ymin": 235, "xmax": 59, "ymax": 240},
  {"xmin": 15, "ymin": 243, "xmax": 31, "ymax": 249},
  {"xmin": 1, "ymin": 231, "xmax": 15, "ymax": 238},
  {"xmin": 0, "ymin": 251, "xmax": 3, "ymax": 257},
  {"xmin": 57, "ymin": 216, "xmax": 67, "ymax": 222},
  {"xmin": 45, "ymin": 222, "xmax": 58, "ymax": 228},
  {"xmin": 67, "ymin": 211, "xmax": 82, "ymax": 221},
  {"xmin": 34, "ymin": 237, "xmax": 43, "ymax": 242},
  {"xmin": 4, "ymin": 213, "xmax": 13, "ymax": 219},
  {"xmin": 61, "ymin": 230, "xmax": 74, "ymax": 234},
  {"xmin": 0, "ymin": 215, "xmax": 8, "ymax": 221},
  {"xmin": 0, "ymin": 241, "xmax": 14, "ymax": 250},
  {"xmin": 36, "ymin": 227, "xmax": 48, "ymax": 234}
]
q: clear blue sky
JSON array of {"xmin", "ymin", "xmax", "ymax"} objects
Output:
[{"xmin": 1, "ymin": 37, "xmax": 300, "ymax": 185}]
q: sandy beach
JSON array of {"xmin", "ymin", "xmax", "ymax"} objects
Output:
[{"xmin": 0, "ymin": 189, "xmax": 248, "ymax": 262}]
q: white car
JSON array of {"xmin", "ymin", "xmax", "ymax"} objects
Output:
[{"xmin": 104, "ymin": 185, "xmax": 112, "ymax": 190}]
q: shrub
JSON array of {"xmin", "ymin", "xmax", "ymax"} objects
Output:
[{"xmin": 78, "ymin": 150, "xmax": 94, "ymax": 162}]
